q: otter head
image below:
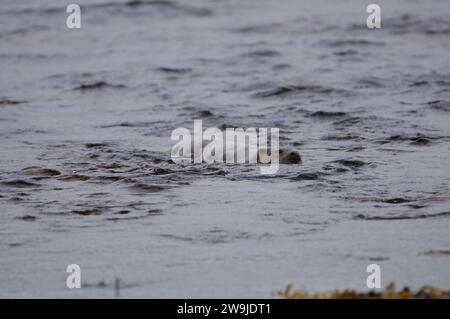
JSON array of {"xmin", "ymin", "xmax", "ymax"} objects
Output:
[{"xmin": 279, "ymin": 149, "xmax": 302, "ymax": 164}]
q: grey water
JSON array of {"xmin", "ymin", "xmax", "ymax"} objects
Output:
[{"xmin": 0, "ymin": 0, "xmax": 449, "ymax": 298}]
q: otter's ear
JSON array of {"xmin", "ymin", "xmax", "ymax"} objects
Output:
[{"xmin": 279, "ymin": 150, "xmax": 284, "ymax": 154}]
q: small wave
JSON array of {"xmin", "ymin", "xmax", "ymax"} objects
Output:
[
  {"xmin": 0, "ymin": 99, "xmax": 27, "ymax": 106},
  {"xmin": 253, "ymin": 84, "xmax": 344, "ymax": 98},
  {"xmin": 354, "ymin": 211, "xmax": 450, "ymax": 221},
  {"xmin": 1, "ymin": 180, "xmax": 40, "ymax": 188},
  {"xmin": 323, "ymin": 39, "xmax": 385, "ymax": 47},
  {"xmin": 428, "ymin": 100, "xmax": 450, "ymax": 112},
  {"xmin": 73, "ymin": 81, "xmax": 126, "ymax": 91}
]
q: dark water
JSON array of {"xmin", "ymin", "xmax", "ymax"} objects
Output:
[{"xmin": 0, "ymin": 0, "xmax": 449, "ymax": 297}]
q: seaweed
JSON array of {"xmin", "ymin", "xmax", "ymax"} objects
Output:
[{"xmin": 277, "ymin": 282, "xmax": 450, "ymax": 299}]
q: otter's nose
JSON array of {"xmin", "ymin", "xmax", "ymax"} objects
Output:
[{"xmin": 288, "ymin": 152, "xmax": 302, "ymax": 164}]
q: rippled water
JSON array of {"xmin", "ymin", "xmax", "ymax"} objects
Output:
[{"xmin": 0, "ymin": 0, "xmax": 449, "ymax": 298}]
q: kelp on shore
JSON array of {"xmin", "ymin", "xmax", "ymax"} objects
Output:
[{"xmin": 278, "ymin": 283, "xmax": 450, "ymax": 299}]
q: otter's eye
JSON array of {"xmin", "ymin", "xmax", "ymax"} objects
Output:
[
  {"xmin": 279, "ymin": 150, "xmax": 284, "ymax": 154},
  {"xmin": 290, "ymin": 152, "xmax": 296, "ymax": 156}
]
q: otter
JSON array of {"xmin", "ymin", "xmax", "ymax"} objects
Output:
[
  {"xmin": 278, "ymin": 149, "xmax": 302, "ymax": 164},
  {"xmin": 172, "ymin": 142, "xmax": 301, "ymax": 164},
  {"xmin": 171, "ymin": 121, "xmax": 302, "ymax": 173}
]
